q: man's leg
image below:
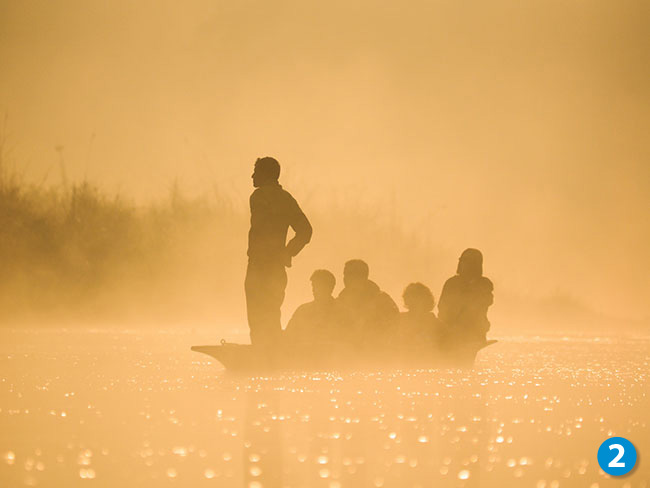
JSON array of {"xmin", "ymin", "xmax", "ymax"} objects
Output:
[
  {"xmin": 245, "ymin": 262, "xmax": 287, "ymax": 347},
  {"xmin": 245, "ymin": 263, "xmax": 265, "ymax": 345},
  {"xmin": 266, "ymin": 264, "xmax": 287, "ymax": 346}
]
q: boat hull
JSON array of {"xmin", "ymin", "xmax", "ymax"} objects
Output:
[{"xmin": 191, "ymin": 340, "xmax": 497, "ymax": 372}]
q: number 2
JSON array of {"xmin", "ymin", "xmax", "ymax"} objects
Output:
[{"xmin": 609, "ymin": 444, "xmax": 625, "ymax": 468}]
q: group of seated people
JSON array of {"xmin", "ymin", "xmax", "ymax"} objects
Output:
[{"xmin": 283, "ymin": 248, "xmax": 494, "ymax": 358}]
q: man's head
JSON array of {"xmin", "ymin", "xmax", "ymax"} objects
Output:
[
  {"xmin": 403, "ymin": 282, "xmax": 435, "ymax": 313},
  {"xmin": 457, "ymin": 248, "xmax": 483, "ymax": 279},
  {"xmin": 252, "ymin": 157, "xmax": 281, "ymax": 187},
  {"xmin": 310, "ymin": 269, "xmax": 336, "ymax": 301},
  {"xmin": 343, "ymin": 259, "xmax": 370, "ymax": 289}
]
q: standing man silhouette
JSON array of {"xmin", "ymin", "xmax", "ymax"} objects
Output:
[{"xmin": 246, "ymin": 157, "xmax": 312, "ymax": 347}]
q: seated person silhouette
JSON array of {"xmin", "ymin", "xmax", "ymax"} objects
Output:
[
  {"xmin": 284, "ymin": 269, "xmax": 339, "ymax": 346},
  {"xmin": 438, "ymin": 248, "xmax": 493, "ymax": 347},
  {"xmin": 396, "ymin": 282, "xmax": 445, "ymax": 354},
  {"xmin": 336, "ymin": 259, "xmax": 399, "ymax": 348}
]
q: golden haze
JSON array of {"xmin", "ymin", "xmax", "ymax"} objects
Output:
[{"xmin": 0, "ymin": 0, "xmax": 648, "ymax": 328}]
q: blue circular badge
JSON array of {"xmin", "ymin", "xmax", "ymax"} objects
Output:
[{"xmin": 597, "ymin": 437, "xmax": 637, "ymax": 476}]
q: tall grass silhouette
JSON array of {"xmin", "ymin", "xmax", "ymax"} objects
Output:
[{"xmin": 0, "ymin": 141, "xmax": 245, "ymax": 325}]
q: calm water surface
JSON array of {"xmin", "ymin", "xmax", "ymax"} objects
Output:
[{"xmin": 0, "ymin": 328, "xmax": 648, "ymax": 487}]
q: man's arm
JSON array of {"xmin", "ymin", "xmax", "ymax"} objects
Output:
[{"xmin": 286, "ymin": 196, "xmax": 313, "ymax": 258}]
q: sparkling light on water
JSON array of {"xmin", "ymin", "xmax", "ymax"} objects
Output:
[{"xmin": 0, "ymin": 330, "xmax": 648, "ymax": 487}]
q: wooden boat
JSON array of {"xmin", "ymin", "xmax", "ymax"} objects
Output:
[{"xmin": 191, "ymin": 339, "xmax": 498, "ymax": 372}]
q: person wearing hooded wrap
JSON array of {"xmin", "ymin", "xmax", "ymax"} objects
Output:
[{"xmin": 438, "ymin": 248, "xmax": 494, "ymax": 345}]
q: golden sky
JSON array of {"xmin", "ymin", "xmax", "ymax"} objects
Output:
[{"xmin": 1, "ymin": 0, "xmax": 649, "ymax": 321}]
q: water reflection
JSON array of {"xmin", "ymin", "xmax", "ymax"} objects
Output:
[
  {"xmin": 0, "ymin": 329, "xmax": 648, "ymax": 487},
  {"xmin": 243, "ymin": 389, "xmax": 283, "ymax": 488}
]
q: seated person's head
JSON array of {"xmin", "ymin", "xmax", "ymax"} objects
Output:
[
  {"xmin": 457, "ymin": 248, "xmax": 483, "ymax": 279},
  {"xmin": 311, "ymin": 269, "xmax": 336, "ymax": 301},
  {"xmin": 252, "ymin": 157, "xmax": 281, "ymax": 187},
  {"xmin": 402, "ymin": 282, "xmax": 435, "ymax": 313},
  {"xmin": 343, "ymin": 259, "xmax": 369, "ymax": 289}
]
